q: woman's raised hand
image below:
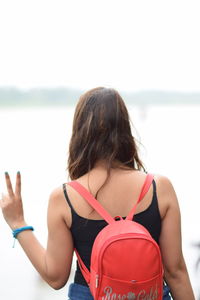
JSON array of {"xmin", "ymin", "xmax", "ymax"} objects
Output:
[{"xmin": 0, "ymin": 172, "xmax": 26, "ymax": 230}]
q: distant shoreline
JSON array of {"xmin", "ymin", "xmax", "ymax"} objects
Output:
[{"xmin": 0, "ymin": 87, "xmax": 200, "ymax": 106}]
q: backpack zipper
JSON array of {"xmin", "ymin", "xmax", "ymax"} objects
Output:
[{"xmin": 95, "ymin": 274, "xmax": 99, "ymax": 288}]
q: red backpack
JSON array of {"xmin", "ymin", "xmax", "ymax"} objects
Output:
[{"xmin": 68, "ymin": 174, "xmax": 163, "ymax": 300}]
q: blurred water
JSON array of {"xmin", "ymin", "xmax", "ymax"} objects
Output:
[{"xmin": 0, "ymin": 104, "xmax": 199, "ymax": 299}]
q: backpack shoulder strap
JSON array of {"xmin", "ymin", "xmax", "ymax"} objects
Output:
[
  {"xmin": 67, "ymin": 181, "xmax": 115, "ymax": 224},
  {"xmin": 74, "ymin": 248, "xmax": 90, "ymax": 284},
  {"xmin": 126, "ymin": 173, "xmax": 154, "ymax": 220}
]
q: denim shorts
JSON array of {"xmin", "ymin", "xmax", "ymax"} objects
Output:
[{"xmin": 68, "ymin": 283, "xmax": 171, "ymax": 300}]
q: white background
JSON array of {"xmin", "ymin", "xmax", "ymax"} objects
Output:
[{"xmin": 0, "ymin": 0, "xmax": 200, "ymax": 92}]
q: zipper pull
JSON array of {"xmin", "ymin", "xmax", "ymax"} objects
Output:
[
  {"xmin": 95, "ymin": 274, "xmax": 99, "ymax": 288},
  {"xmin": 131, "ymin": 280, "xmax": 137, "ymax": 284}
]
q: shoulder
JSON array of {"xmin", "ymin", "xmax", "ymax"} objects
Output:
[
  {"xmin": 49, "ymin": 185, "xmax": 64, "ymax": 199},
  {"xmin": 48, "ymin": 185, "xmax": 67, "ymax": 209},
  {"xmin": 153, "ymin": 174, "xmax": 179, "ymax": 218},
  {"xmin": 154, "ymin": 174, "xmax": 175, "ymax": 194},
  {"xmin": 47, "ymin": 185, "xmax": 72, "ymax": 227}
]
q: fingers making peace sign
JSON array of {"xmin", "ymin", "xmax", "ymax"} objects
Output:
[{"xmin": 0, "ymin": 172, "xmax": 26, "ymax": 230}]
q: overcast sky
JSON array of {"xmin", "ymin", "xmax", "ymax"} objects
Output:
[{"xmin": 0, "ymin": 0, "xmax": 200, "ymax": 92}]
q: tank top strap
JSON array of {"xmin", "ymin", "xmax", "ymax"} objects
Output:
[
  {"xmin": 63, "ymin": 183, "xmax": 76, "ymax": 212},
  {"xmin": 152, "ymin": 178, "xmax": 155, "ymax": 193},
  {"xmin": 151, "ymin": 179, "xmax": 159, "ymax": 210}
]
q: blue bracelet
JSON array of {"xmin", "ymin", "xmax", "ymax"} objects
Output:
[
  {"xmin": 12, "ymin": 226, "xmax": 34, "ymax": 248},
  {"xmin": 12, "ymin": 226, "xmax": 34, "ymax": 239}
]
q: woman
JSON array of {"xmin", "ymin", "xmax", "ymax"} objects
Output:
[{"xmin": 0, "ymin": 87, "xmax": 195, "ymax": 299}]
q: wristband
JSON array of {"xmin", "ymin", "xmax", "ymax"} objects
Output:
[{"xmin": 12, "ymin": 226, "xmax": 34, "ymax": 247}]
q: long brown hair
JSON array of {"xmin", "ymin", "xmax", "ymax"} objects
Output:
[{"xmin": 68, "ymin": 87, "xmax": 145, "ymax": 180}]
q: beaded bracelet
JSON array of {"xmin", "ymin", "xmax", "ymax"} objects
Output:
[{"xmin": 12, "ymin": 226, "xmax": 34, "ymax": 247}]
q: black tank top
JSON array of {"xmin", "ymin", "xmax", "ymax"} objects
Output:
[{"xmin": 63, "ymin": 180, "xmax": 161, "ymax": 286}]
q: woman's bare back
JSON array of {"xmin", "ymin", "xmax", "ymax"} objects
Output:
[{"xmin": 63, "ymin": 165, "xmax": 168, "ymax": 227}]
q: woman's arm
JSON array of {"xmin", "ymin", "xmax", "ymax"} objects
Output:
[
  {"xmin": 156, "ymin": 175, "xmax": 195, "ymax": 300},
  {"xmin": 0, "ymin": 172, "xmax": 74, "ymax": 289}
]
